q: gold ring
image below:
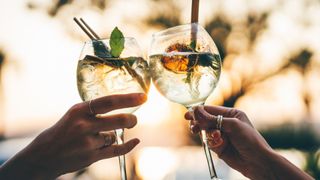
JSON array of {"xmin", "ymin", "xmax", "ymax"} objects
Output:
[{"xmin": 216, "ymin": 115, "xmax": 223, "ymax": 130}]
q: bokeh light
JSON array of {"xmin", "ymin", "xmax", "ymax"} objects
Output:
[{"xmin": 0, "ymin": 0, "xmax": 319, "ymax": 179}]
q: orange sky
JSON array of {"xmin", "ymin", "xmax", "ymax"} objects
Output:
[{"xmin": 0, "ymin": 0, "xmax": 319, "ymax": 137}]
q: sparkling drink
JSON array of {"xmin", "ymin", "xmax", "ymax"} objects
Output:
[
  {"xmin": 77, "ymin": 37, "xmax": 150, "ymax": 180},
  {"xmin": 149, "ymin": 23, "xmax": 222, "ymax": 179},
  {"xmin": 77, "ymin": 56, "xmax": 150, "ymax": 114},
  {"xmin": 149, "ymin": 52, "xmax": 221, "ymax": 107},
  {"xmin": 74, "ymin": 19, "xmax": 150, "ymax": 180}
]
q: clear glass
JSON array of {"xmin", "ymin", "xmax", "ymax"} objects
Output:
[
  {"xmin": 149, "ymin": 23, "xmax": 222, "ymax": 179},
  {"xmin": 77, "ymin": 37, "xmax": 150, "ymax": 180}
]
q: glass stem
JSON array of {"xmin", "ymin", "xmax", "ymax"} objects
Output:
[
  {"xmin": 115, "ymin": 129, "xmax": 127, "ymax": 180},
  {"xmin": 187, "ymin": 106, "xmax": 218, "ymax": 179}
]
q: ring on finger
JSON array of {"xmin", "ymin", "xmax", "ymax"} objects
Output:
[
  {"xmin": 189, "ymin": 121, "xmax": 193, "ymax": 132},
  {"xmin": 104, "ymin": 135, "xmax": 113, "ymax": 147},
  {"xmin": 216, "ymin": 115, "xmax": 223, "ymax": 130},
  {"xmin": 88, "ymin": 100, "xmax": 95, "ymax": 115},
  {"xmin": 100, "ymin": 133, "xmax": 114, "ymax": 147}
]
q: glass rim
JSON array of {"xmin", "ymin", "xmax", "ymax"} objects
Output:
[
  {"xmin": 84, "ymin": 37, "xmax": 137, "ymax": 44},
  {"xmin": 152, "ymin": 23, "xmax": 202, "ymax": 38}
]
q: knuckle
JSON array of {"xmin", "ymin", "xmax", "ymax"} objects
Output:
[
  {"xmin": 236, "ymin": 109, "xmax": 245, "ymax": 116},
  {"xmin": 228, "ymin": 108, "xmax": 245, "ymax": 118},
  {"xmin": 229, "ymin": 118, "xmax": 240, "ymax": 129},
  {"xmin": 117, "ymin": 114, "xmax": 134, "ymax": 127},
  {"xmin": 69, "ymin": 103, "xmax": 83, "ymax": 114},
  {"xmin": 74, "ymin": 120, "xmax": 90, "ymax": 131},
  {"xmin": 106, "ymin": 97, "xmax": 117, "ymax": 108},
  {"xmin": 228, "ymin": 108, "xmax": 239, "ymax": 117},
  {"xmin": 82, "ymin": 137, "xmax": 94, "ymax": 148}
]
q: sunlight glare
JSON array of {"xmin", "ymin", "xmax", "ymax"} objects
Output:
[{"xmin": 136, "ymin": 147, "xmax": 177, "ymax": 180}]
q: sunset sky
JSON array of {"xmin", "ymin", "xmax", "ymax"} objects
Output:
[{"xmin": 0, "ymin": 0, "xmax": 319, "ymax": 179}]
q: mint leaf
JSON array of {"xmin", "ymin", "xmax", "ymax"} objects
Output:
[
  {"xmin": 189, "ymin": 40, "xmax": 196, "ymax": 51},
  {"xmin": 110, "ymin": 27, "xmax": 124, "ymax": 57},
  {"xmin": 184, "ymin": 71, "xmax": 192, "ymax": 83}
]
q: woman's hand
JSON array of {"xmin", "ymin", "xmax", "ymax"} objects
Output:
[
  {"xmin": 185, "ymin": 106, "xmax": 314, "ymax": 180},
  {"xmin": 0, "ymin": 93, "xmax": 147, "ymax": 180}
]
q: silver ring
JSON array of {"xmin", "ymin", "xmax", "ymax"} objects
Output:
[
  {"xmin": 189, "ymin": 121, "xmax": 193, "ymax": 132},
  {"xmin": 216, "ymin": 115, "xmax": 223, "ymax": 130},
  {"xmin": 103, "ymin": 135, "xmax": 112, "ymax": 147},
  {"xmin": 88, "ymin": 100, "xmax": 95, "ymax": 115}
]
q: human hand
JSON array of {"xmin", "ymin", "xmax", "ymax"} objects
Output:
[
  {"xmin": 185, "ymin": 105, "xmax": 272, "ymax": 179},
  {"xmin": 0, "ymin": 93, "xmax": 147, "ymax": 180},
  {"xmin": 185, "ymin": 106, "xmax": 314, "ymax": 180}
]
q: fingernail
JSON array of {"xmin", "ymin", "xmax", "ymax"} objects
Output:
[
  {"xmin": 213, "ymin": 131, "xmax": 220, "ymax": 139},
  {"xmin": 133, "ymin": 139, "xmax": 140, "ymax": 145},
  {"xmin": 190, "ymin": 125, "xmax": 195, "ymax": 133},
  {"xmin": 138, "ymin": 93, "xmax": 147, "ymax": 101},
  {"xmin": 209, "ymin": 138, "xmax": 223, "ymax": 148}
]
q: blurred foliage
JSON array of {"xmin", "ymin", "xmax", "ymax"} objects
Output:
[
  {"xmin": 27, "ymin": 0, "xmax": 109, "ymax": 16},
  {"xmin": 0, "ymin": 51, "xmax": 4, "ymax": 70},
  {"xmin": 305, "ymin": 151, "xmax": 320, "ymax": 179},
  {"xmin": 246, "ymin": 13, "xmax": 268, "ymax": 44},
  {"xmin": 289, "ymin": 50, "xmax": 312, "ymax": 73},
  {"xmin": 223, "ymin": 49, "xmax": 313, "ymax": 108},
  {"xmin": 146, "ymin": 0, "xmax": 181, "ymax": 29},
  {"xmin": 147, "ymin": 14, "xmax": 181, "ymax": 29},
  {"xmin": 203, "ymin": 13, "xmax": 269, "ymax": 107},
  {"xmin": 49, "ymin": 0, "xmax": 72, "ymax": 16},
  {"xmin": 260, "ymin": 123, "xmax": 319, "ymax": 151},
  {"xmin": 261, "ymin": 123, "xmax": 320, "ymax": 178},
  {"xmin": 0, "ymin": 50, "xmax": 4, "ymax": 140},
  {"xmin": 4, "ymin": 0, "xmax": 320, "ymax": 177},
  {"xmin": 205, "ymin": 16, "xmax": 232, "ymax": 59}
]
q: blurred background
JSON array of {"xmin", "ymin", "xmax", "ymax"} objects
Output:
[{"xmin": 0, "ymin": 0, "xmax": 319, "ymax": 179}]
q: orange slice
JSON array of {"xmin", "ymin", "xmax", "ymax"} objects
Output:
[{"xmin": 161, "ymin": 43, "xmax": 198, "ymax": 73}]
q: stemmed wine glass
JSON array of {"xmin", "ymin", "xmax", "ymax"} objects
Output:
[
  {"xmin": 77, "ymin": 37, "xmax": 150, "ymax": 180},
  {"xmin": 149, "ymin": 23, "xmax": 222, "ymax": 179}
]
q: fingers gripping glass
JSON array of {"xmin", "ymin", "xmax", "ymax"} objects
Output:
[
  {"xmin": 75, "ymin": 19, "xmax": 150, "ymax": 180},
  {"xmin": 149, "ymin": 23, "xmax": 222, "ymax": 179}
]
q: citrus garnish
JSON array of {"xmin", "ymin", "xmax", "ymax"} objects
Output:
[{"xmin": 161, "ymin": 43, "xmax": 198, "ymax": 73}]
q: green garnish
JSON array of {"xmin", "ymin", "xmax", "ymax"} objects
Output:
[
  {"xmin": 189, "ymin": 40, "xmax": 196, "ymax": 51},
  {"xmin": 110, "ymin": 27, "xmax": 125, "ymax": 58},
  {"xmin": 92, "ymin": 27, "xmax": 125, "ymax": 59},
  {"xmin": 183, "ymin": 40, "xmax": 197, "ymax": 83},
  {"xmin": 85, "ymin": 27, "xmax": 148, "ymax": 92}
]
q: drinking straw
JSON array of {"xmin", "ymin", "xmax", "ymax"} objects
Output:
[
  {"xmin": 80, "ymin": 18, "xmax": 101, "ymax": 39},
  {"xmin": 191, "ymin": 0, "xmax": 199, "ymax": 23},
  {"xmin": 191, "ymin": 0, "xmax": 199, "ymax": 49},
  {"xmin": 73, "ymin": 17, "xmax": 96, "ymax": 40}
]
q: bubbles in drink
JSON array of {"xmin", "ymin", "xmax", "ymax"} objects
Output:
[{"xmin": 77, "ymin": 56, "xmax": 150, "ymax": 113}]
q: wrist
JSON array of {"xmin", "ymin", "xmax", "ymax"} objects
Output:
[
  {"xmin": 244, "ymin": 147, "xmax": 278, "ymax": 180},
  {"xmin": 261, "ymin": 148, "xmax": 314, "ymax": 180},
  {"xmin": 0, "ymin": 147, "xmax": 57, "ymax": 180}
]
